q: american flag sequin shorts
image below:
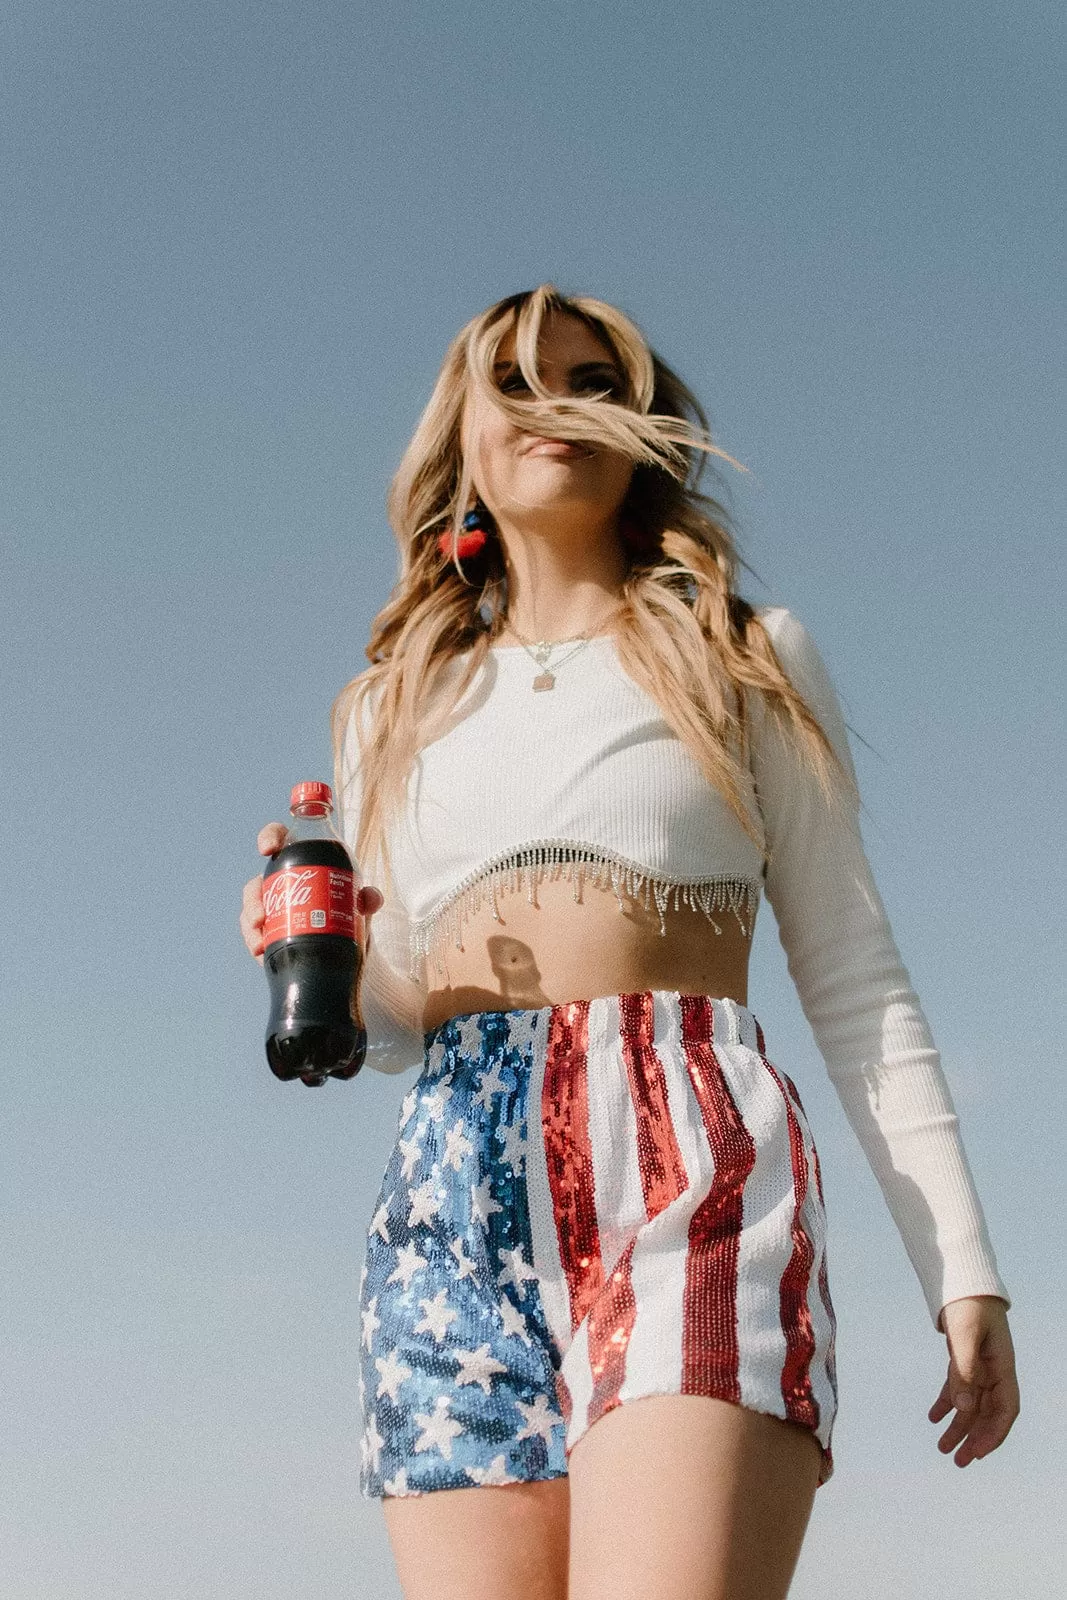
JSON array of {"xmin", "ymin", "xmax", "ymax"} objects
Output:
[{"xmin": 358, "ymin": 990, "xmax": 837, "ymax": 1498}]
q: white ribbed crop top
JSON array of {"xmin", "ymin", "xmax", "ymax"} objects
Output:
[{"xmin": 335, "ymin": 604, "xmax": 1010, "ymax": 1327}]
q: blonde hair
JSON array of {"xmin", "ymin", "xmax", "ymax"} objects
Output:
[{"xmin": 332, "ymin": 284, "xmax": 855, "ymax": 887}]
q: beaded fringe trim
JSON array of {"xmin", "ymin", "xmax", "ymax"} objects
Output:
[{"xmin": 408, "ymin": 840, "xmax": 763, "ymax": 979}]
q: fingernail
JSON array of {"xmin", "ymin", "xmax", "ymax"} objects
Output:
[{"xmin": 957, "ymin": 1390, "xmax": 974, "ymax": 1411}]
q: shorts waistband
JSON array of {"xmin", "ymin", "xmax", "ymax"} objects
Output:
[{"xmin": 422, "ymin": 990, "xmax": 765, "ymax": 1055}]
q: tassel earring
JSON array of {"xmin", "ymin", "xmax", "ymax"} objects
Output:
[{"xmin": 438, "ymin": 505, "xmax": 491, "ymax": 561}]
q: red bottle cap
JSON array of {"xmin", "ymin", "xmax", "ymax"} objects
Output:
[{"xmin": 290, "ymin": 780, "xmax": 333, "ymax": 812}]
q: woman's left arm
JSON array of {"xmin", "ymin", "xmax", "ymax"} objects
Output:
[{"xmin": 750, "ymin": 607, "xmax": 1017, "ymax": 1458}]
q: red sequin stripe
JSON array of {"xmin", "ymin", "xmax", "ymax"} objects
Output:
[
  {"xmin": 807, "ymin": 1133, "xmax": 838, "ymax": 1406},
  {"xmin": 783, "ymin": 1071, "xmax": 808, "ymax": 1119},
  {"xmin": 618, "ymin": 991, "xmax": 688, "ymax": 1218},
  {"xmin": 807, "ymin": 1118, "xmax": 825, "ymax": 1205},
  {"xmin": 678, "ymin": 995, "xmax": 757, "ymax": 1404},
  {"xmin": 585, "ymin": 993, "xmax": 690, "ymax": 1427},
  {"xmin": 541, "ymin": 999, "xmax": 602, "ymax": 1336},
  {"xmin": 758, "ymin": 1054, "xmax": 820, "ymax": 1432}
]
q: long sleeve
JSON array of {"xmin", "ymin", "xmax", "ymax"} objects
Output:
[
  {"xmin": 334, "ymin": 690, "xmax": 427, "ymax": 1076},
  {"xmin": 750, "ymin": 607, "xmax": 1011, "ymax": 1329}
]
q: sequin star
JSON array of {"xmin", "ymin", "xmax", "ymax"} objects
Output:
[
  {"xmin": 465, "ymin": 1454, "xmax": 516, "ymax": 1486},
  {"xmin": 398, "ymin": 1134, "xmax": 423, "ymax": 1182},
  {"xmin": 452, "ymin": 1342, "xmax": 508, "ymax": 1395},
  {"xmin": 387, "ymin": 1242, "xmax": 428, "ymax": 1291},
  {"xmin": 414, "ymin": 1287, "xmax": 459, "ymax": 1343},
  {"xmin": 471, "ymin": 1175, "xmax": 503, "ymax": 1225},
  {"xmin": 497, "ymin": 1244, "xmax": 538, "ymax": 1295},
  {"xmin": 423, "ymin": 1082, "xmax": 454, "ymax": 1123},
  {"xmin": 515, "ymin": 1393, "xmax": 562, "ymax": 1446},
  {"xmin": 400, "ymin": 1089, "xmax": 419, "ymax": 1125},
  {"xmin": 412, "ymin": 1396, "xmax": 465, "ymax": 1462},
  {"xmin": 361, "ymin": 1410, "xmax": 385, "ymax": 1475},
  {"xmin": 382, "ymin": 1467, "xmax": 410, "ymax": 1496},
  {"xmin": 369, "ymin": 1199, "xmax": 392, "ymax": 1243},
  {"xmin": 442, "ymin": 1119, "xmax": 474, "ymax": 1172},
  {"xmin": 495, "ymin": 1117, "xmax": 527, "ymax": 1174},
  {"xmin": 499, "ymin": 1298, "xmax": 533, "ymax": 1344},
  {"xmin": 506, "ymin": 1012, "xmax": 540, "ymax": 1053},
  {"xmin": 374, "ymin": 1347, "xmax": 413, "ymax": 1403},
  {"xmin": 407, "ymin": 1175, "xmax": 445, "ymax": 1229},
  {"xmin": 361, "ymin": 1295, "xmax": 381, "ymax": 1351},
  {"xmin": 450, "ymin": 1236, "xmax": 478, "ymax": 1280},
  {"xmin": 473, "ymin": 1057, "xmax": 509, "ymax": 1112},
  {"xmin": 456, "ymin": 1015, "xmax": 484, "ymax": 1057}
]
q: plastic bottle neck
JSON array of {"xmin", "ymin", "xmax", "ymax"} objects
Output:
[{"xmin": 287, "ymin": 803, "xmax": 340, "ymax": 843}]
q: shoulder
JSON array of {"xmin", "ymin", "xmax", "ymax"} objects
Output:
[
  {"xmin": 751, "ymin": 604, "xmax": 856, "ymax": 779},
  {"xmin": 754, "ymin": 603, "xmax": 813, "ymax": 651},
  {"xmin": 752, "ymin": 605, "xmax": 831, "ymax": 689}
]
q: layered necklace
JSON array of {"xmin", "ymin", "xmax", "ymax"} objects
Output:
[{"xmin": 503, "ymin": 613, "xmax": 618, "ymax": 692}]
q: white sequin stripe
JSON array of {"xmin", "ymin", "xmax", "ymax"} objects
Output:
[
  {"xmin": 615, "ymin": 990, "xmax": 695, "ymax": 1402},
  {"xmin": 712, "ymin": 1042, "xmax": 797, "ymax": 1425},
  {"xmin": 523, "ymin": 1011, "xmax": 572, "ymax": 1362},
  {"xmin": 725, "ymin": 998, "xmax": 762, "ymax": 1052}
]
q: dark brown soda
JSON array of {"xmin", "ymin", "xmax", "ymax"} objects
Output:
[{"xmin": 263, "ymin": 837, "xmax": 366, "ymax": 1086}]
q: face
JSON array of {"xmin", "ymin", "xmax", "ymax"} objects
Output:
[{"xmin": 461, "ymin": 310, "xmax": 635, "ymax": 528}]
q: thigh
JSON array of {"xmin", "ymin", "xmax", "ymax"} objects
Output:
[
  {"xmin": 567, "ymin": 1394, "xmax": 821, "ymax": 1600},
  {"xmin": 383, "ymin": 1476, "xmax": 570, "ymax": 1600}
]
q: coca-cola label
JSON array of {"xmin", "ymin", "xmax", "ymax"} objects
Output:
[{"xmin": 262, "ymin": 864, "xmax": 356, "ymax": 944}]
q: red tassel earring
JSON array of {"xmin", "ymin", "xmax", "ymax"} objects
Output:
[{"xmin": 438, "ymin": 507, "xmax": 490, "ymax": 560}]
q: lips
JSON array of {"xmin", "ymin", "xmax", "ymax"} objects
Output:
[{"xmin": 524, "ymin": 438, "xmax": 593, "ymax": 457}]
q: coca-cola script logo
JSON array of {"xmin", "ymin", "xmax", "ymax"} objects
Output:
[
  {"xmin": 261, "ymin": 863, "xmax": 355, "ymax": 947},
  {"xmin": 263, "ymin": 869, "xmax": 316, "ymax": 916}
]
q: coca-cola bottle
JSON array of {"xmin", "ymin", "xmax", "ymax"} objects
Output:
[{"xmin": 262, "ymin": 781, "xmax": 366, "ymax": 1086}]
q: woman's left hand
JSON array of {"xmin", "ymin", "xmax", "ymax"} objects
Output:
[{"xmin": 929, "ymin": 1295, "xmax": 1019, "ymax": 1466}]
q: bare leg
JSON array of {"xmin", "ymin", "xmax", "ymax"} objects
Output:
[
  {"xmin": 382, "ymin": 1476, "xmax": 571, "ymax": 1600},
  {"xmin": 567, "ymin": 1394, "xmax": 822, "ymax": 1600}
]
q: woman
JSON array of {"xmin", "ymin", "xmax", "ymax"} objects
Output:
[{"xmin": 240, "ymin": 285, "xmax": 1018, "ymax": 1600}]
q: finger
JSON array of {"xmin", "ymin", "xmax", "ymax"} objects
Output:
[
  {"xmin": 356, "ymin": 884, "xmax": 384, "ymax": 916},
  {"xmin": 928, "ymin": 1375, "xmax": 953, "ymax": 1422},
  {"xmin": 257, "ymin": 822, "xmax": 289, "ymax": 855},
  {"xmin": 959, "ymin": 1383, "xmax": 1020, "ymax": 1463},
  {"xmin": 953, "ymin": 1391, "xmax": 996, "ymax": 1466},
  {"xmin": 242, "ymin": 876, "xmax": 265, "ymax": 913},
  {"xmin": 928, "ymin": 1393, "xmax": 953, "ymax": 1423},
  {"xmin": 937, "ymin": 1407, "xmax": 974, "ymax": 1457}
]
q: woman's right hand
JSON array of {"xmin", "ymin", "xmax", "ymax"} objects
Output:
[{"xmin": 239, "ymin": 822, "xmax": 384, "ymax": 966}]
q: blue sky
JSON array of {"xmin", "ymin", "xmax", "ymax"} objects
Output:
[{"xmin": 3, "ymin": 2, "xmax": 1064, "ymax": 1595}]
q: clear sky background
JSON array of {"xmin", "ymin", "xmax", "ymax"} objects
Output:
[{"xmin": 3, "ymin": 2, "xmax": 1064, "ymax": 1596}]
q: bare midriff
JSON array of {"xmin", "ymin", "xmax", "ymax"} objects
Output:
[{"xmin": 420, "ymin": 873, "xmax": 756, "ymax": 1034}]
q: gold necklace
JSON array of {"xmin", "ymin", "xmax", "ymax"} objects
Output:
[{"xmin": 503, "ymin": 617, "xmax": 616, "ymax": 692}]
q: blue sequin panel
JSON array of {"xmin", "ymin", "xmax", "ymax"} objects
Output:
[{"xmin": 358, "ymin": 1009, "xmax": 569, "ymax": 1496}]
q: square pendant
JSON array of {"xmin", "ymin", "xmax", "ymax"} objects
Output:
[{"xmin": 532, "ymin": 672, "xmax": 556, "ymax": 692}]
